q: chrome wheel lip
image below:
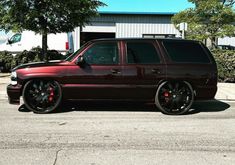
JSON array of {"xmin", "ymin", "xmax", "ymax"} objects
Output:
[
  {"xmin": 155, "ymin": 81, "xmax": 194, "ymax": 115},
  {"xmin": 23, "ymin": 80, "xmax": 62, "ymax": 113}
]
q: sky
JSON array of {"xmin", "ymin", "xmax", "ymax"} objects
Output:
[{"xmin": 98, "ymin": 0, "xmax": 194, "ymax": 13}]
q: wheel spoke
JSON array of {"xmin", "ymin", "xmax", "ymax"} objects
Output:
[
  {"xmin": 169, "ymin": 100, "xmax": 175, "ymax": 110},
  {"xmin": 167, "ymin": 83, "xmax": 173, "ymax": 90},
  {"xmin": 175, "ymin": 82, "xmax": 179, "ymax": 92}
]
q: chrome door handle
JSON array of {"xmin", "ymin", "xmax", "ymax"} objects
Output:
[
  {"xmin": 111, "ymin": 69, "xmax": 121, "ymax": 74},
  {"xmin": 152, "ymin": 69, "xmax": 161, "ymax": 74}
]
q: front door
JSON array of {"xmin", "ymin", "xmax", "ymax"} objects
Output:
[{"xmin": 64, "ymin": 41, "xmax": 124, "ymax": 100}]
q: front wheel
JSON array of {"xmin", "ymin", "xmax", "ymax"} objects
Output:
[
  {"xmin": 155, "ymin": 81, "xmax": 194, "ymax": 115},
  {"xmin": 23, "ymin": 80, "xmax": 62, "ymax": 114}
]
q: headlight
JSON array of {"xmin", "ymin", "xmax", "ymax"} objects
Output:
[{"xmin": 10, "ymin": 71, "xmax": 17, "ymax": 85}]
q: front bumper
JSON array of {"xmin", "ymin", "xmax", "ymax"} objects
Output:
[{"xmin": 7, "ymin": 84, "xmax": 22, "ymax": 104}]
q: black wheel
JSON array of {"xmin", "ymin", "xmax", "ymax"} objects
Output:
[
  {"xmin": 155, "ymin": 81, "xmax": 194, "ymax": 115},
  {"xmin": 23, "ymin": 80, "xmax": 62, "ymax": 114}
]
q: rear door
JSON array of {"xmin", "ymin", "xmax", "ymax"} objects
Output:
[
  {"xmin": 121, "ymin": 40, "xmax": 166, "ymax": 100},
  {"xmin": 160, "ymin": 40, "xmax": 217, "ymax": 99}
]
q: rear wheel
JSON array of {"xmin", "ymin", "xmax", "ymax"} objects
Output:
[
  {"xmin": 155, "ymin": 81, "xmax": 194, "ymax": 115},
  {"xmin": 23, "ymin": 80, "xmax": 62, "ymax": 114}
]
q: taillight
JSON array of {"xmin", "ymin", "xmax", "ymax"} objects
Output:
[{"xmin": 65, "ymin": 42, "xmax": 69, "ymax": 50}]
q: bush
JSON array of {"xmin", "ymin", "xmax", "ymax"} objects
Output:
[
  {"xmin": 47, "ymin": 49, "xmax": 67, "ymax": 61},
  {"xmin": 211, "ymin": 49, "xmax": 235, "ymax": 82},
  {"xmin": 0, "ymin": 51, "xmax": 14, "ymax": 73},
  {"xmin": 0, "ymin": 47, "xmax": 67, "ymax": 72},
  {"xmin": 13, "ymin": 47, "xmax": 66, "ymax": 67}
]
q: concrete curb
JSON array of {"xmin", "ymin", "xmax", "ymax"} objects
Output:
[
  {"xmin": 215, "ymin": 83, "xmax": 235, "ymax": 101},
  {"xmin": 0, "ymin": 73, "xmax": 10, "ymax": 78}
]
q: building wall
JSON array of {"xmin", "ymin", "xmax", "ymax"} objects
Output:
[
  {"xmin": 73, "ymin": 14, "xmax": 180, "ymax": 49},
  {"xmin": 218, "ymin": 37, "xmax": 235, "ymax": 47},
  {"xmin": 90, "ymin": 14, "xmax": 180, "ymax": 38}
]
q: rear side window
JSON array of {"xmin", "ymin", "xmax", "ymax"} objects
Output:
[
  {"xmin": 163, "ymin": 41, "xmax": 211, "ymax": 63},
  {"xmin": 126, "ymin": 42, "xmax": 160, "ymax": 64}
]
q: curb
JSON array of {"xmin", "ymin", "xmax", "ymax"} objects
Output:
[{"xmin": 0, "ymin": 74, "xmax": 10, "ymax": 78}]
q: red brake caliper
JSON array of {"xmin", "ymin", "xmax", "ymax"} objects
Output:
[
  {"xmin": 164, "ymin": 91, "xmax": 169, "ymax": 97},
  {"xmin": 164, "ymin": 91, "xmax": 170, "ymax": 103},
  {"xmin": 48, "ymin": 87, "xmax": 54, "ymax": 102}
]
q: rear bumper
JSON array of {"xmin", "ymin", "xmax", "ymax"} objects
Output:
[
  {"xmin": 7, "ymin": 84, "xmax": 22, "ymax": 104},
  {"xmin": 195, "ymin": 85, "xmax": 217, "ymax": 100}
]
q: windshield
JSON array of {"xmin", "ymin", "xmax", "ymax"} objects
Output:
[{"xmin": 65, "ymin": 42, "xmax": 90, "ymax": 61}]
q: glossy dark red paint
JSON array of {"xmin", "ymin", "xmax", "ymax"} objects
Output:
[{"xmin": 7, "ymin": 38, "xmax": 217, "ymax": 106}]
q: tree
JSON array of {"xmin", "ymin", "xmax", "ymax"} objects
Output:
[
  {"xmin": 0, "ymin": 0, "xmax": 105, "ymax": 61},
  {"xmin": 172, "ymin": 0, "xmax": 235, "ymax": 48}
]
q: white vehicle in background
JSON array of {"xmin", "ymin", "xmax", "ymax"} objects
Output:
[{"xmin": 0, "ymin": 31, "xmax": 74, "ymax": 54}]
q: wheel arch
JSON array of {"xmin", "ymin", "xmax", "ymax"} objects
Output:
[
  {"xmin": 156, "ymin": 79, "xmax": 196, "ymax": 97},
  {"xmin": 20, "ymin": 77, "xmax": 62, "ymax": 96}
]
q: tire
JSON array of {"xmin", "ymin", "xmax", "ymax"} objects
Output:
[
  {"xmin": 155, "ymin": 81, "xmax": 194, "ymax": 115},
  {"xmin": 22, "ymin": 79, "xmax": 62, "ymax": 114}
]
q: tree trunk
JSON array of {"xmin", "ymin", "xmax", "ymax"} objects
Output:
[
  {"xmin": 42, "ymin": 32, "xmax": 48, "ymax": 61},
  {"xmin": 211, "ymin": 36, "xmax": 217, "ymax": 49}
]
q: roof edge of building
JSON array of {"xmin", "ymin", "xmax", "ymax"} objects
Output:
[{"xmin": 98, "ymin": 11, "xmax": 177, "ymax": 16}]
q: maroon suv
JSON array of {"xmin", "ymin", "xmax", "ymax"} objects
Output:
[{"xmin": 7, "ymin": 39, "xmax": 217, "ymax": 115}]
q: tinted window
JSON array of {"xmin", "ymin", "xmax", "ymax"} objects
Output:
[
  {"xmin": 126, "ymin": 42, "xmax": 160, "ymax": 64},
  {"xmin": 83, "ymin": 42, "xmax": 119, "ymax": 65},
  {"xmin": 163, "ymin": 41, "xmax": 210, "ymax": 63}
]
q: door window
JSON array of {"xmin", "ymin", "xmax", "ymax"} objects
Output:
[
  {"xmin": 83, "ymin": 42, "xmax": 119, "ymax": 65},
  {"xmin": 126, "ymin": 42, "xmax": 160, "ymax": 64}
]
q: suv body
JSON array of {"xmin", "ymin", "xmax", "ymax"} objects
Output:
[{"xmin": 7, "ymin": 38, "xmax": 217, "ymax": 115}]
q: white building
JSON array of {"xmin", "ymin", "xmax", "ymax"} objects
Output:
[
  {"xmin": 218, "ymin": 37, "xmax": 235, "ymax": 47},
  {"xmin": 73, "ymin": 11, "xmax": 181, "ymax": 50}
]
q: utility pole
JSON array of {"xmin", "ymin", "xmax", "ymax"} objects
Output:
[{"xmin": 179, "ymin": 22, "xmax": 188, "ymax": 39}]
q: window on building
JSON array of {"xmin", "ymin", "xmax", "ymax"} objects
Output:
[
  {"xmin": 126, "ymin": 42, "xmax": 160, "ymax": 64},
  {"xmin": 83, "ymin": 42, "xmax": 119, "ymax": 65},
  {"xmin": 143, "ymin": 34, "xmax": 175, "ymax": 39},
  {"xmin": 163, "ymin": 41, "xmax": 211, "ymax": 63}
]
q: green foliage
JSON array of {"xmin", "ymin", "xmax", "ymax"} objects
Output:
[
  {"xmin": 211, "ymin": 49, "xmax": 235, "ymax": 82},
  {"xmin": 0, "ymin": 0, "xmax": 105, "ymax": 33},
  {"xmin": 0, "ymin": 51, "xmax": 13, "ymax": 72},
  {"xmin": 0, "ymin": 47, "xmax": 66, "ymax": 72},
  {"xmin": 13, "ymin": 47, "xmax": 66, "ymax": 67},
  {"xmin": 0, "ymin": 0, "xmax": 105, "ymax": 60},
  {"xmin": 172, "ymin": 0, "xmax": 235, "ymax": 47}
]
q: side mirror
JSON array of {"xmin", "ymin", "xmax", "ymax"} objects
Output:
[{"xmin": 75, "ymin": 56, "xmax": 86, "ymax": 67}]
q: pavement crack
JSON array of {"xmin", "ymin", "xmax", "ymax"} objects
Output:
[{"xmin": 53, "ymin": 149, "xmax": 62, "ymax": 165}]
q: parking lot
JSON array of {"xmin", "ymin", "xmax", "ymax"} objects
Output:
[{"xmin": 0, "ymin": 76, "xmax": 235, "ymax": 165}]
